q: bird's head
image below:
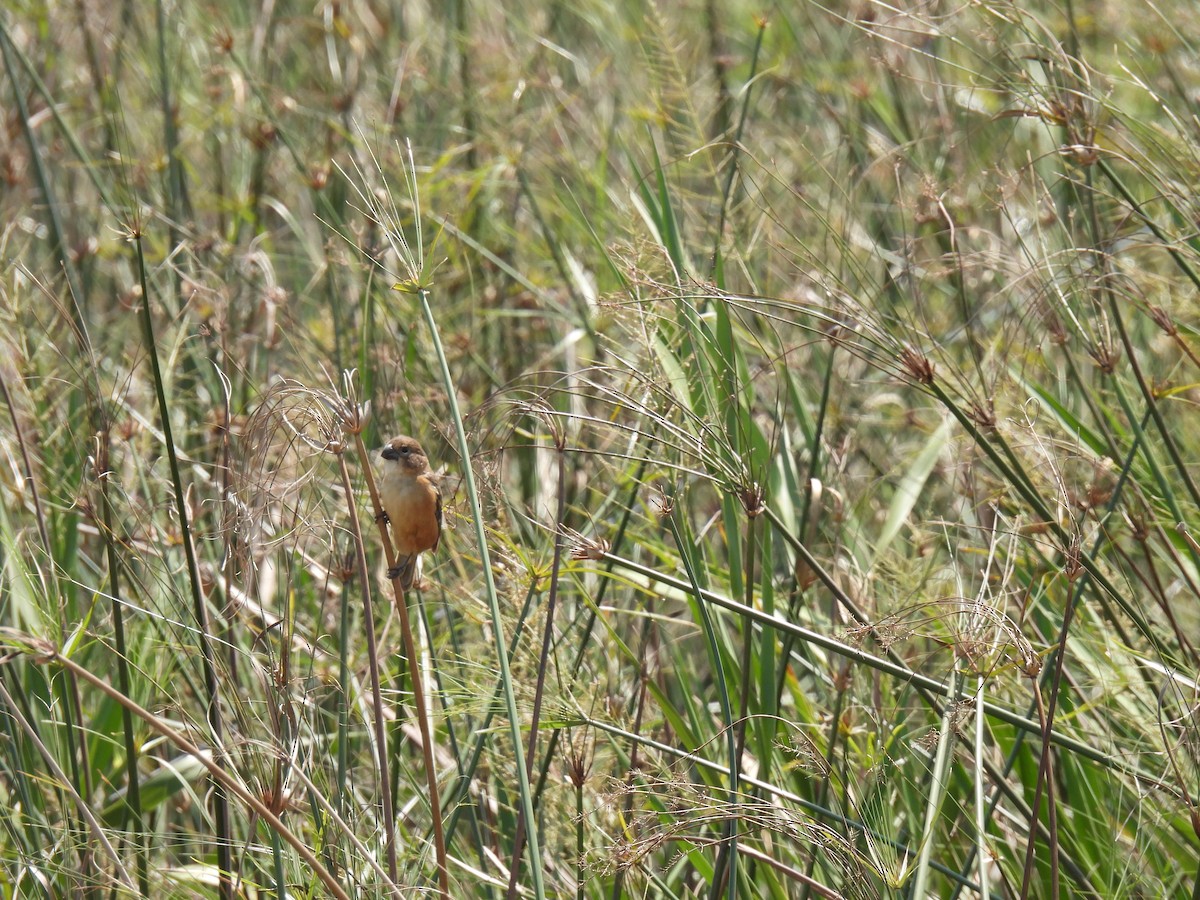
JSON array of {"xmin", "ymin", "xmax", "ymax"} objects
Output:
[{"xmin": 380, "ymin": 435, "xmax": 429, "ymax": 472}]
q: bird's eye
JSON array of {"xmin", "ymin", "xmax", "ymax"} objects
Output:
[{"xmin": 400, "ymin": 446, "xmax": 410, "ymax": 454}]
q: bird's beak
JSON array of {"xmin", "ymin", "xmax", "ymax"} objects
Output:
[{"xmin": 381, "ymin": 446, "xmax": 399, "ymax": 461}]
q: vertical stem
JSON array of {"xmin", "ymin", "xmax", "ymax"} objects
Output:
[
  {"xmin": 418, "ymin": 289, "xmax": 546, "ymax": 899},
  {"xmin": 133, "ymin": 233, "xmax": 232, "ymax": 898},
  {"xmin": 974, "ymin": 677, "xmax": 990, "ymax": 900},
  {"xmin": 665, "ymin": 507, "xmax": 738, "ymax": 900},
  {"xmin": 912, "ymin": 665, "xmax": 962, "ymax": 899},
  {"xmin": 713, "ymin": 512, "xmax": 758, "ymax": 897},
  {"xmin": 353, "ymin": 432, "xmax": 449, "ymax": 897},
  {"xmin": 334, "ymin": 452, "xmax": 399, "ymax": 884},
  {"xmin": 505, "ymin": 438, "xmax": 567, "ymax": 898},
  {"xmin": 97, "ymin": 465, "xmax": 148, "ymax": 900}
]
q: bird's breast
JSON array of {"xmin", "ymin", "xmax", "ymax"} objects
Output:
[{"xmin": 380, "ymin": 472, "xmax": 441, "ymax": 554}]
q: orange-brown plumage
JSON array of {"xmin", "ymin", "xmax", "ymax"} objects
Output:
[{"xmin": 377, "ymin": 435, "xmax": 442, "ymax": 589}]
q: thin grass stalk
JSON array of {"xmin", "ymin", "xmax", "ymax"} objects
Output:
[
  {"xmin": 1018, "ymin": 678, "xmax": 1061, "ymax": 900},
  {"xmin": 1097, "ymin": 158, "xmax": 1200, "ymax": 294},
  {"xmin": 154, "ymin": 0, "xmax": 187, "ymax": 264},
  {"xmin": 334, "ymin": 447, "xmax": 399, "ymax": 885},
  {"xmin": 0, "ymin": 677, "xmax": 136, "ymax": 893},
  {"xmin": 532, "ymin": 455, "xmax": 649, "ymax": 808},
  {"xmin": 911, "ymin": 665, "xmax": 962, "ymax": 898},
  {"xmin": 664, "ymin": 506, "xmax": 739, "ymax": 900},
  {"xmin": 734, "ymin": 844, "xmax": 844, "ymax": 899},
  {"xmin": 414, "ymin": 596, "xmax": 497, "ymax": 898},
  {"xmin": 97, "ymin": 446, "xmax": 148, "ymax": 896},
  {"xmin": 947, "ymin": 457, "xmax": 1144, "ymax": 900},
  {"xmin": 798, "ymin": 659, "xmax": 851, "ymax": 900},
  {"xmin": 704, "ymin": 0, "xmax": 731, "ymax": 143},
  {"xmin": 61, "ymin": 674, "xmax": 98, "ymax": 894},
  {"xmin": 64, "ymin": 656, "xmax": 94, "ymax": 893},
  {"xmin": 610, "ymin": 601, "xmax": 655, "ymax": 900},
  {"xmin": 709, "ymin": 17, "xmax": 767, "ymax": 281},
  {"xmin": 335, "ymin": 555, "xmax": 351, "ymax": 824},
  {"xmin": 713, "ymin": 511, "xmax": 760, "ymax": 897},
  {"xmin": 41, "ymin": 648, "xmax": 354, "ymax": 900},
  {"xmin": 505, "ymin": 433, "xmax": 568, "ymax": 899},
  {"xmin": 385, "ymin": 574, "xmax": 449, "ymax": 898},
  {"xmin": 974, "ymin": 677, "xmax": 990, "ymax": 900},
  {"xmin": 418, "ymin": 287, "xmax": 546, "ymax": 900},
  {"xmin": 453, "ymin": 0, "xmax": 478, "ymax": 177},
  {"xmin": 440, "ymin": 577, "xmax": 538, "ymax": 849},
  {"xmin": 575, "ymin": 775, "xmax": 585, "ymax": 900},
  {"xmin": 582, "ymin": 716, "xmax": 982, "ymax": 894},
  {"xmin": 605, "ymin": 549, "xmax": 1156, "ymax": 783},
  {"xmin": 0, "ymin": 670, "xmax": 59, "ymax": 880},
  {"xmin": 1019, "ymin": 571, "xmax": 1084, "ymax": 900},
  {"xmin": 0, "ymin": 24, "xmax": 84, "ymax": 307},
  {"xmin": 1114, "ymin": 534, "xmax": 1199, "ymax": 666},
  {"xmin": 1106, "ymin": 299, "xmax": 1200, "ymax": 558},
  {"xmin": 777, "ymin": 350, "xmax": 835, "ymax": 748},
  {"xmin": 751, "ymin": 522, "xmax": 776, "ymax": 779},
  {"xmin": 0, "ymin": 373, "xmax": 50, "ymax": 557},
  {"xmin": 269, "ymin": 828, "xmax": 285, "ymax": 900},
  {"xmin": 93, "ymin": 443, "xmax": 149, "ymax": 899},
  {"xmin": 132, "ymin": 232, "xmax": 232, "ymax": 896},
  {"xmin": 1055, "ymin": 348, "xmax": 1121, "ymax": 462},
  {"xmin": 351, "ymin": 432, "xmax": 448, "ymax": 896},
  {"xmin": 924, "ymin": 380, "xmax": 1171, "ymax": 659}
]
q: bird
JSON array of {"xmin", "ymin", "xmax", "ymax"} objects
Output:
[{"xmin": 376, "ymin": 435, "xmax": 442, "ymax": 589}]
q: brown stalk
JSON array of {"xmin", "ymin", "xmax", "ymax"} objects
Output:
[
  {"xmin": 353, "ymin": 432, "xmax": 450, "ymax": 899},
  {"xmin": 332, "ymin": 446, "xmax": 399, "ymax": 884},
  {"xmin": 31, "ymin": 648, "xmax": 352, "ymax": 900}
]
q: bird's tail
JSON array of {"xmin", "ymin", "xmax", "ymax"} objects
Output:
[{"xmin": 397, "ymin": 554, "xmax": 422, "ymax": 590}]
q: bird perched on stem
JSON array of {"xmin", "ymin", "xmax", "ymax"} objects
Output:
[{"xmin": 377, "ymin": 435, "xmax": 442, "ymax": 589}]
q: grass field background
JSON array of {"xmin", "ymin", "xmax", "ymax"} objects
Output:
[{"xmin": 1, "ymin": 1, "xmax": 1199, "ymax": 897}]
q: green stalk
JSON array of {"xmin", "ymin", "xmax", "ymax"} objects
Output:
[
  {"xmin": 415, "ymin": 594, "xmax": 496, "ymax": 900},
  {"xmin": 98, "ymin": 457, "xmax": 149, "ymax": 897},
  {"xmin": 911, "ymin": 665, "xmax": 962, "ymax": 898},
  {"xmin": 532, "ymin": 456, "xmax": 649, "ymax": 807},
  {"xmin": 48, "ymin": 650, "xmax": 352, "ymax": 900},
  {"xmin": 606, "ymin": 549, "xmax": 1156, "ymax": 781},
  {"xmin": 335, "ymin": 553, "xmax": 351, "ymax": 824},
  {"xmin": 974, "ymin": 677, "xmax": 990, "ymax": 900},
  {"xmin": 709, "ymin": 17, "xmax": 767, "ymax": 281},
  {"xmin": 0, "ymin": 678, "xmax": 136, "ymax": 893},
  {"xmin": 133, "ymin": 232, "xmax": 233, "ymax": 897},
  {"xmin": 665, "ymin": 506, "xmax": 738, "ymax": 900},
  {"xmin": 0, "ymin": 24, "xmax": 84, "ymax": 307},
  {"xmin": 155, "ymin": 0, "xmax": 188, "ymax": 251},
  {"xmin": 334, "ymin": 451, "xmax": 398, "ymax": 885},
  {"xmin": 505, "ymin": 435, "xmax": 568, "ymax": 899},
  {"xmin": 418, "ymin": 288, "xmax": 546, "ymax": 900},
  {"xmin": 441, "ymin": 577, "xmax": 539, "ymax": 854}
]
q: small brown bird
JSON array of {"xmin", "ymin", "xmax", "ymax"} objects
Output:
[{"xmin": 377, "ymin": 435, "xmax": 442, "ymax": 589}]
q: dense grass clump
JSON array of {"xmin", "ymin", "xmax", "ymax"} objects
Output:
[{"xmin": 1, "ymin": 1, "xmax": 1198, "ymax": 897}]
